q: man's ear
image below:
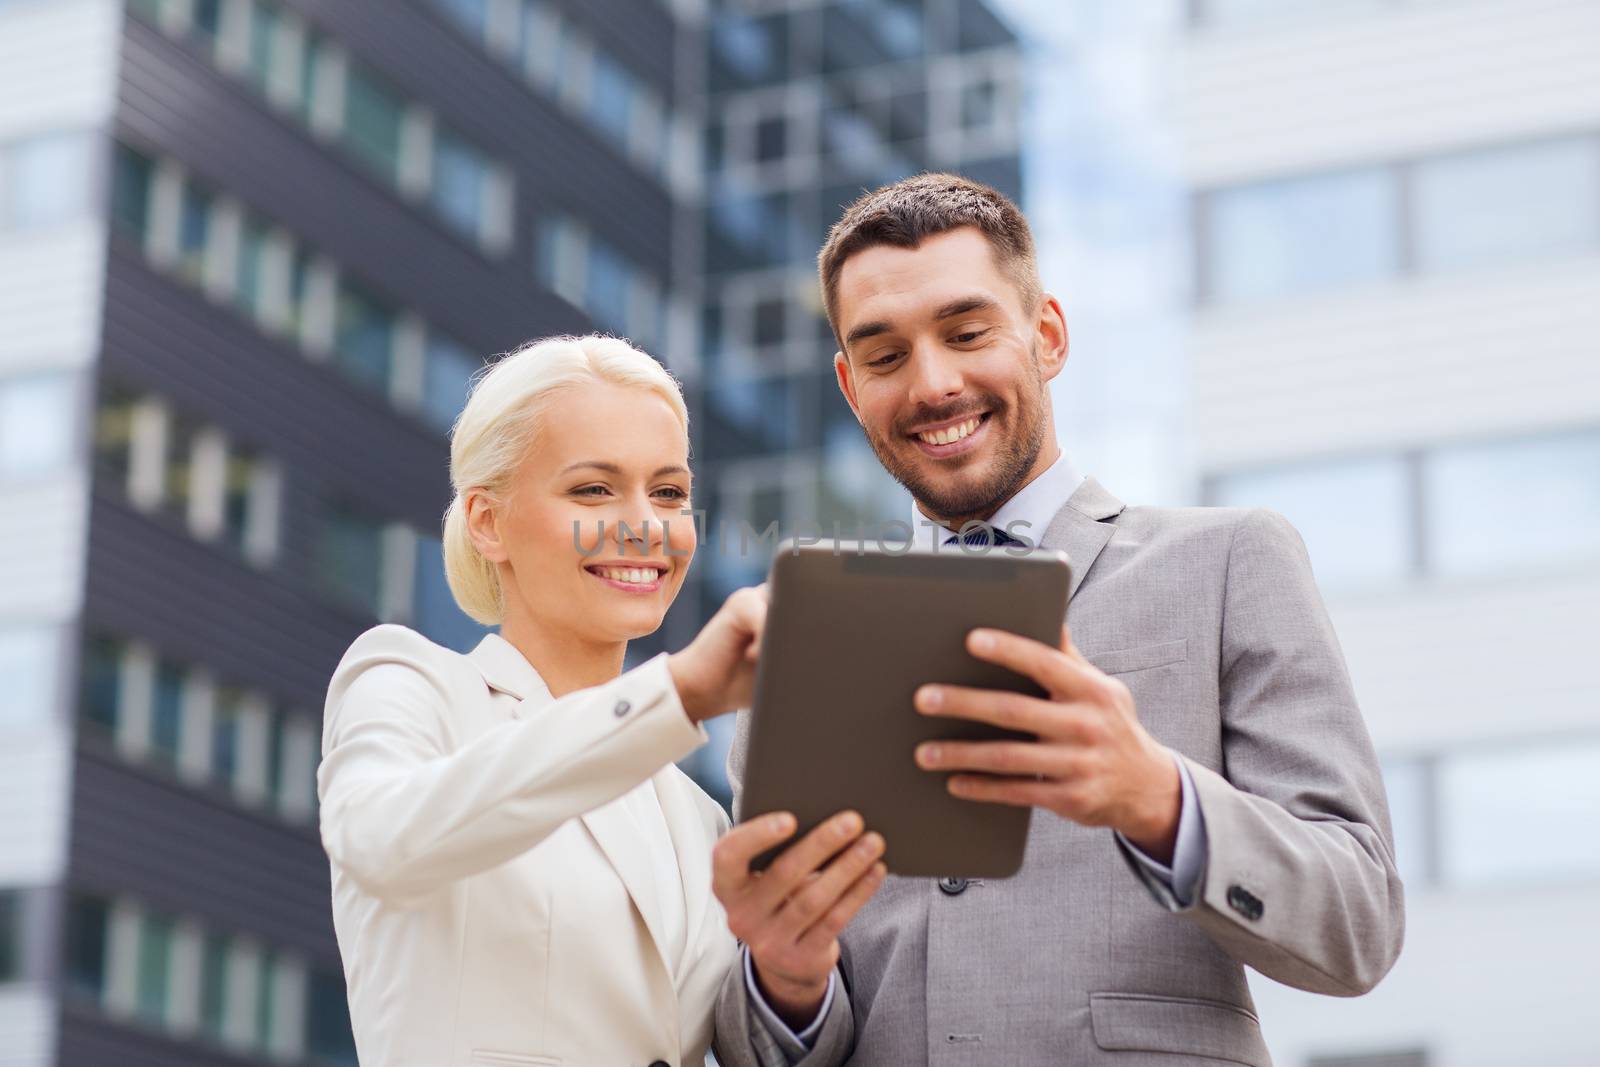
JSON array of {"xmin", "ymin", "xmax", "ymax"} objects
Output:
[
  {"xmin": 465, "ymin": 489, "xmax": 511, "ymax": 564},
  {"xmin": 833, "ymin": 350, "xmax": 863, "ymax": 425},
  {"xmin": 1035, "ymin": 292, "xmax": 1069, "ymax": 383}
]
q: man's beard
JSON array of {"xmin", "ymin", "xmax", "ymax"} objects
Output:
[{"xmin": 863, "ymin": 354, "xmax": 1048, "ymax": 524}]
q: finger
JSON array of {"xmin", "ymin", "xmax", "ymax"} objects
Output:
[
  {"xmin": 773, "ymin": 830, "xmax": 885, "ymax": 938},
  {"xmin": 796, "ymin": 860, "xmax": 887, "ymax": 953},
  {"xmin": 912, "ymin": 685, "xmax": 1079, "ymax": 737},
  {"xmin": 713, "ymin": 812, "xmax": 797, "ymax": 895},
  {"xmin": 966, "ymin": 628, "xmax": 1097, "ymax": 698},
  {"xmin": 947, "ymin": 774, "xmax": 1059, "ymax": 808},
  {"xmin": 750, "ymin": 811, "xmax": 867, "ymax": 911},
  {"xmin": 1060, "ymin": 623, "xmax": 1089, "ymax": 666},
  {"xmin": 915, "ymin": 739, "xmax": 1070, "ymax": 777}
]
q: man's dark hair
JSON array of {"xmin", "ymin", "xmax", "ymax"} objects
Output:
[{"xmin": 817, "ymin": 172, "xmax": 1041, "ymax": 346}]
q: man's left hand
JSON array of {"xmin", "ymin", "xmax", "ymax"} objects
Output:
[{"xmin": 913, "ymin": 624, "xmax": 1182, "ymax": 863}]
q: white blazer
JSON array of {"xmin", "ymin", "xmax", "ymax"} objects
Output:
[{"xmin": 317, "ymin": 624, "xmax": 738, "ymax": 1067}]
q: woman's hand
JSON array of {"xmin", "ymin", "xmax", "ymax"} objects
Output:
[{"xmin": 667, "ymin": 584, "xmax": 768, "ymax": 722}]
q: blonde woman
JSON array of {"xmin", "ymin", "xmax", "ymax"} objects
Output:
[{"xmin": 316, "ymin": 335, "xmax": 884, "ymax": 1066}]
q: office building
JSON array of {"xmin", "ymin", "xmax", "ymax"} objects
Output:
[
  {"xmin": 1178, "ymin": 1, "xmax": 1600, "ymax": 1064},
  {"xmin": 0, "ymin": 0, "xmax": 696, "ymax": 1061},
  {"xmin": 680, "ymin": 0, "xmax": 1024, "ymax": 798}
]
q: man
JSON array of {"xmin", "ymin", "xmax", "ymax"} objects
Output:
[{"xmin": 711, "ymin": 174, "xmax": 1404, "ymax": 1065}]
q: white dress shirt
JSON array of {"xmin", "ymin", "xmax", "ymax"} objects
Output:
[{"xmin": 749, "ymin": 451, "xmax": 1209, "ymax": 1054}]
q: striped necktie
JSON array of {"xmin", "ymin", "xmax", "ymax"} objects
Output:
[{"xmin": 944, "ymin": 524, "xmax": 1016, "ymax": 548}]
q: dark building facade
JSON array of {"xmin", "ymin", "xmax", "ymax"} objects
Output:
[{"xmin": 0, "ymin": 0, "xmax": 1017, "ymax": 1061}]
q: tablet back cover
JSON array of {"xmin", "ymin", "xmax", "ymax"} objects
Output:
[{"xmin": 739, "ymin": 542, "xmax": 1071, "ymax": 879}]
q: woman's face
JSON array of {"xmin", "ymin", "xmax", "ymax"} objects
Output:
[{"xmin": 477, "ymin": 380, "xmax": 695, "ymax": 645}]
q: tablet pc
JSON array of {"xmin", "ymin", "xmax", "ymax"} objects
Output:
[{"xmin": 739, "ymin": 540, "xmax": 1072, "ymax": 879}]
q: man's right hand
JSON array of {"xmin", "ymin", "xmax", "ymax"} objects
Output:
[{"xmin": 713, "ymin": 810, "xmax": 887, "ymax": 1029}]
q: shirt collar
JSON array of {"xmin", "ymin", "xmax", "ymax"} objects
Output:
[{"xmin": 910, "ymin": 450, "xmax": 1086, "ymax": 550}]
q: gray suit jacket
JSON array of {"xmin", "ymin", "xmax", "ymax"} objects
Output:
[{"xmin": 714, "ymin": 478, "xmax": 1405, "ymax": 1066}]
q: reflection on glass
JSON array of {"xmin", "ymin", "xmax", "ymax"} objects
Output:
[
  {"xmin": 1205, "ymin": 167, "xmax": 1398, "ymax": 304},
  {"xmin": 1414, "ymin": 136, "xmax": 1600, "ymax": 275},
  {"xmin": 1425, "ymin": 430, "xmax": 1600, "ymax": 576},
  {"xmin": 1209, "ymin": 456, "xmax": 1414, "ymax": 588},
  {"xmin": 1438, "ymin": 738, "xmax": 1600, "ymax": 886}
]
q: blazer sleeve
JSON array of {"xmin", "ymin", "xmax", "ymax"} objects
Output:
[
  {"xmin": 317, "ymin": 625, "xmax": 706, "ymax": 908},
  {"xmin": 1125, "ymin": 508, "xmax": 1406, "ymax": 995}
]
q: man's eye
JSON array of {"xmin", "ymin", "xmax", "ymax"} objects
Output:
[
  {"xmin": 867, "ymin": 351, "xmax": 903, "ymax": 367},
  {"xmin": 952, "ymin": 329, "xmax": 988, "ymax": 344}
]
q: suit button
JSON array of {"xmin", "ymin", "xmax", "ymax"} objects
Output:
[
  {"xmin": 613, "ymin": 698, "xmax": 632, "ymax": 718},
  {"xmin": 1226, "ymin": 885, "xmax": 1264, "ymax": 921},
  {"xmin": 938, "ymin": 876, "xmax": 968, "ymax": 895}
]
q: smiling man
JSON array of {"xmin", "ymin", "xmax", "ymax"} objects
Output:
[{"xmin": 710, "ymin": 174, "xmax": 1406, "ymax": 1066}]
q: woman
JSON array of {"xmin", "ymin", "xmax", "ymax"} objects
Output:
[{"xmin": 319, "ymin": 335, "xmax": 768, "ymax": 1066}]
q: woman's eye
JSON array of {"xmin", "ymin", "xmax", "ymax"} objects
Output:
[
  {"xmin": 573, "ymin": 485, "xmax": 609, "ymax": 497},
  {"xmin": 653, "ymin": 487, "xmax": 689, "ymax": 502}
]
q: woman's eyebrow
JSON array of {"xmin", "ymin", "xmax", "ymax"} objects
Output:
[{"xmin": 559, "ymin": 461, "xmax": 689, "ymax": 479}]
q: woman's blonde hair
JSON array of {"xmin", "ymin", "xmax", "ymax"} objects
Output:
[{"xmin": 442, "ymin": 334, "xmax": 688, "ymax": 625}]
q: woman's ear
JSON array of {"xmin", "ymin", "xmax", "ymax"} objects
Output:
[{"xmin": 464, "ymin": 489, "xmax": 510, "ymax": 564}]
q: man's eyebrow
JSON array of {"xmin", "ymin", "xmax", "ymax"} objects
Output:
[
  {"xmin": 844, "ymin": 296, "xmax": 1000, "ymax": 351},
  {"xmin": 934, "ymin": 296, "xmax": 999, "ymax": 320},
  {"xmin": 844, "ymin": 320, "xmax": 894, "ymax": 348},
  {"xmin": 560, "ymin": 461, "xmax": 690, "ymax": 479}
]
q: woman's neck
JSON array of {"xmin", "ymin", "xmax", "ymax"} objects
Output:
[{"xmin": 497, "ymin": 613, "xmax": 627, "ymax": 698}]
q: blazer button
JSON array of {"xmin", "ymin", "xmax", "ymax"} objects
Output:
[
  {"xmin": 938, "ymin": 876, "xmax": 969, "ymax": 895},
  {"xmin": 1226, "ymin": 884, "xmax": 1264, "ymax": 921},
  {"xmin": 613, "ymin": 698, "xmax": 632, "ymax": 718}
]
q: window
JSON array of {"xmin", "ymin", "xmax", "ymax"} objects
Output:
[
  {"xmin": 1194, "ymin": 0, "xmax": 1389, "ymax": 28},
  {"xmin": 236, "ymin": 216, "xmax": 273, "ymax": 324},
  {"xmin": 589, "ymin": 52, "xmax": 638, "ymax": 147},
  {"xmin": 342, "ymin": 67, "xmax": 405, "ymax": 184},
  {"xmin": 135, "ymin": 910, "xmax": 176, "ymax": 1025},
  {"xmin": 244, "ymin": 1, "xmax": 282, "ymax": 96},
  {"xmin": 1413, "ymin": 135, "xmax": 1600, "ymax": 275},
  {"xmin": 0, "ymin": 372, "xmax": 77, "ymax": 480},
  {"xmin": 199, "ymin": 931, "xmax": 231, "ymax": 1041},
  {"xmin": 431, "ymin": 0, "xmax": 490, "ymax": 41},
  {"xmin": 1203, "ymin": 166, "xmax": 1398, "ymax": 304},
  {"xmin": 1438, "ymin": 737, "xmax": 1600, "ymax": 887},
  {"xmin": 318, "ymin": 504, "xmax": 386, "ymax": 614},
  {"xmin": 1379, "ymin": 757, "xmax": 1433, "ymax": 889},
  {"xmin": 333, "ymin": 286, "xmax": 396, "ymax": 393},
  {"xmin": 212, "ymin": 686, "xmax": 245, "ymax": 790},
  {"xmin": 149, "ymin": 659, "xmax": 186, "ymax": 767},
  {"xmin": 0, "ymin": 626, "xmax": 59, "ymax": 733},
  {"xmin": 79, "ymin": 638, "xmax": 122, "ymax": 737},
  {"xmin": 1424, "ymin": 430, "xmax": 1600, "ymax": 577},
  {"xmin": 3, "ymin": 131, "xmax": 96, "ymax": 231},
  {"xmin": 413, "ymin": 535, "xmax": 488, "ymax": 652},
  {"xmin": 176, "ymin": 181, "xmax": 214, "ymax": 284},
  {"xmin": 421, "ymin": 335, "xmax": 479, "ymax": 435},
  {"xmin": 111, "ymin": 145, "xmax": 155, "ymax": 240},
  {"xmin": 1208, "ymin": 456, "xmax": 1414, "ymax": 589},
  {"xmin": 0, "ymin": 890, "xmax": 18, "ymax": 984},
  {"xmin": 306, "ymin": 968, "xmax": 358, "ymax": 1065},
  {"xmin": 431, "ymin": 130, "xmax": 490, "ymax": 241},
  {"xmin": 64, "ymin": 895, "xmax": 109, "ymax": 1000}
]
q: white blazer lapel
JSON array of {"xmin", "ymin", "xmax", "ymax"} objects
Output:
[
  {"xmin": 580, "ymin": 799, "xmax": 674, "ymax": 982},
  {"xmin": 653, "ymin": 767, "xmax": 712, "ymax": 980}
]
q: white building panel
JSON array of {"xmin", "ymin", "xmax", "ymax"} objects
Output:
[
  {"xmin": 0, "ymin": 223, "xmax": 108, "ymax": 375},
  {"xmin": 0, "ymin": 732, "xmax": 70, "ymax": 885},
  {"xmin": 1331, "ymin": 569, "xmax": 1600, "ymax": 752},
  {"xmin": 0, "ymin": 477, "xmax": 91, "ymax": 620},
  {"xmin": 1180, "ymin": 0, "xmax": 1600, "ymax": 186},
  {"xmin": 1192, "ymin": 257, "xmax": 1600, "ymax": 469},
  {"xmin": 1251, "ymin": 882, "xmax": 1600, "ymax": 1067},
  {"xmin": 0, "ymin": 987, "xmax": 56, "ymax": 1067},
  {"xmin": 0, "ymin": 0, "xmax": 121, "ymax": 141}
]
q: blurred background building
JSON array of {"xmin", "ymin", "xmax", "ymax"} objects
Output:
[
  {"xmin": 0, "ymin": 0, "xmax": 1595, "ymax": 1065},
  {"xmin": 1175, "ymin": 2, "xmax": 1600, "ymax": 1065}
]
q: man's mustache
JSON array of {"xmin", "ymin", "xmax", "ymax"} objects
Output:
[{"xmin": 894, "ymin": 398, "xmax": 1003, "ymax": 437}]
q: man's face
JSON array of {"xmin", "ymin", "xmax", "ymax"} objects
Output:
[{"xmin": 831, "ymin": 226, "xmax": 1067, "ymax": 524}]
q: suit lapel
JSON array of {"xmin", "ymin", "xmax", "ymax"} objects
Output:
[
  {"xmin": 1039, "ymin": 476, "xmax": 1126, "ymax": 600},
  {"xmin": 654, "ymin": 766, "xmax": 710, "ymax": 980},
  {"xmin": 580, "ymin": 799, "xmax": 674, "ymax": 984}
]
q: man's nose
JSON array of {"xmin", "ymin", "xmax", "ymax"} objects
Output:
[{"xmin": 905, "ymin": 346, "xmax": 964, "ymax": 408}]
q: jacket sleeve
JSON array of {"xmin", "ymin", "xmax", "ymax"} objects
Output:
[
  {"xmin": 1124, "ymin": 508, "xmax": 1406, "ymax": 995},
  {"xmin": 317, "ymin": 625, "xmax": 705, "ymax": 908}
]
